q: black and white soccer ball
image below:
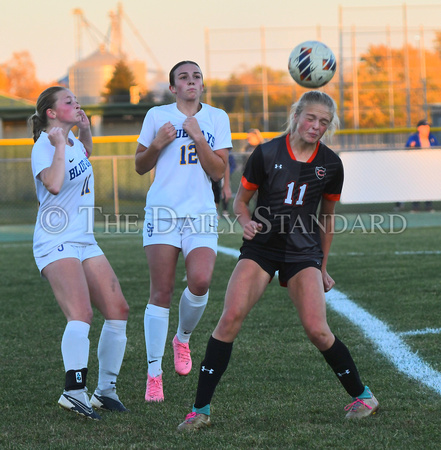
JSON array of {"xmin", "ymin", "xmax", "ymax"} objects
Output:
[{"xmin": 288, "ymin": 40, "xmax": 337, "ymax": 88}]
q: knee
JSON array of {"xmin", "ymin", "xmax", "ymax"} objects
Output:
[
  {"xmin": 104, "ymin": 297, "xmax": 130, "ymax": 321},
  {"xmin": 118, "ymin": 299, "xmax": 130, "ymax": 320},
  {"xmin": 69, "ymin": 306, "xmax": 93, "ymax": 324},
  {"xmin": 187, "ymin": 274, "xmax": 211, "ymax": 296},
  {"xmin": 304, "ymin": 324, "xmax": 334, "ymax": 351},
  {"xmin": 215, "ymin": 309, "xmax": 243, "ymax": 341},
  {"xmin": 150, "ymin": 288, "xmax": 174, "ymax": 307}
]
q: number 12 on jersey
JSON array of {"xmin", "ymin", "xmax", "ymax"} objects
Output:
[
  {"xmin": 180, "ymin": 144, "xmax": 198, "ymax": 165},
  {"xmin": 284, "ymin": 182, "xmax": 307, "ymax": 205}
]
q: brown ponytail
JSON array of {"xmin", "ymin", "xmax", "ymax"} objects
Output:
[{"xmin": 28, "ymin": 86, "xmax": 66, "ymax": 142}]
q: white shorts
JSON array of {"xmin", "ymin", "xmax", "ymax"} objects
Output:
[
  {"xmin": 35, "ymin": 242, "xmax": 104, "ymax": 274},
  {"xmin": 142, "ymin": 210, "xmax": 218, "ymax": 259}
]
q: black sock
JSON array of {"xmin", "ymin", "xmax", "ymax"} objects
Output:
[
  {"xmin": 194, "ymin": 335, "xmax": 233, "ymax": 409},
  {"xmin": 321, "ymin": 336, "xmax": 364, "ymax": 398}
]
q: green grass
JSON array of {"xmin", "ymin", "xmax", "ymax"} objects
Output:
[{"xmin": 1, "ymin": 219, "xmax": 441, "ymax": 448}]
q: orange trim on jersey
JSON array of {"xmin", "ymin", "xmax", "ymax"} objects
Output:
[
  {"xmin": 241, "ymin": 176, "xmax": 259, "ymax": 191},
  {"xmin": 323, "ymin": 192, "xmax": 341, "ymax": 201},
  {"xmin": 308, "ymin": 142, "xmax": 320, "ymax": 163},
  {"xmin": 285, "ymin": 134, "xmax": 320, "ymax": 162},
  {"xmin": 286, "ymin": 134, "xmax": 296, "ymax": 160}
]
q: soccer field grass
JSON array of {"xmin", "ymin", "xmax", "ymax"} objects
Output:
[{"xmin": 1, "ymin": 216, "xmax": 441, "ymax": 448}]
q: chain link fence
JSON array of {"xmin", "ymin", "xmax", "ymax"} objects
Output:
[
  {"xmin": 0, "ymin": 139, "xmax": 252, "ymax": 226},
  {"xmin": 2, "ymin": 132, "xmax": 441, "ymax": 226},
  {"xmin": 205, "ymin": 4, "xmax": 441, "ymax": 131}
]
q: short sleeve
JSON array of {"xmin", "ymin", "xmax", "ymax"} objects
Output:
[
  {"xmin": 137, "ymin": 108, "xmax": 157, "ymax": 148},
  {"xmin": 241, "ymin": 145, "xmax": 265, "ymax": 191}
]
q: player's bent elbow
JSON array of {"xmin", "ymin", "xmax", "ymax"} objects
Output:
[
  {"xmin": 48, "ymin": 187, "xmax": 61, "ymax": 195},
  {"xmin": 45, "ymin": 181, "xmax": 62, "ymax": 195},
  {"xmin": 210, "ymin": 166, "xmax": 226, "ymax": 183},
  {"xmin": 210, "ymin": 173, "xmax": 223, "ymax": 183},
  {"xmin": 135, "ymin": 165, "xmax": 147, "ymax": 175},
  {"xmin": 135, "ymin": 159, "xmax": 148, "ymax": 175}
]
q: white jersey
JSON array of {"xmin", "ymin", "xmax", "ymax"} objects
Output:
[
  {"xmin": 32, "ymin": 131, "xmax": 97, "ymax": 257},
  {"xmin": 137, "ymin": 102, "xmax": 232, "ymax": 218}
]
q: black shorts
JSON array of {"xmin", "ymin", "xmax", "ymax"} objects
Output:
[
  {"xmin": 238, "ymin": 244, "xmax": 322, "ymax": 287},
  {"xmin": 211, "ymin": 179, "xmax": 221, "ymax": 204}
]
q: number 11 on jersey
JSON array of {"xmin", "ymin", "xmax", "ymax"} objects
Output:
[{"xmin": 284, "ymin": 182, "xmax": 307, "ymax": 206}]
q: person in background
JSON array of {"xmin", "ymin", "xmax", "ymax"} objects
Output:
[
  {"xmin": 243, "ymin": 128, "xmax": 265, "ymax": 153},
  {"xmin": 30, "ymin": 87, "xmax": 130, "ymax": 421},
  {"xmin": 211, "ymin": 178, "xmax": 222, "ymax": 211},
  {"xmin": 135, "ymin": 61, "xmax": 232, "ymax": 402},
  {"xmin": 406, "ymin": 119, "xmax": 439, "ymax": 149},
  {"xmin": 219, "ymin": 152, "xmax": 236, "ymax": 217},
  {"xmin": 396, "ymin": 119, "xmax": 439, "ymax": 212},
  {"xmin": 178, "ymin": 90, "xmax": 378, "ymax": 432}
]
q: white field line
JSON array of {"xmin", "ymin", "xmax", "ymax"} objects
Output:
[
  {"xmin": 398, "ymin": 328, "xmax": 441, "ymax": 337},
  {"xmin": 217, "ymin": 245, "xmax": 441, "ymax": 395},
  {"xmin": 328, "ymin": 250, "xmax": 441, "ymax": 257}
]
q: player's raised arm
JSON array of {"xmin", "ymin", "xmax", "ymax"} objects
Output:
[{"xmin": 135, "ymin": 122, "xmax": 176, "ymax": 175}]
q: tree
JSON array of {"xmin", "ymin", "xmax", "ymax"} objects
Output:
[
  {"xmin": 0, "ymin": 65, "xmax": 10, "ymax": 92},
  {"xmin": 103, "ymin": 60, "xmax": 136, "ymax": 103},
  {"xmin": 434, "ymin": 31, "xmax": 441, "ymax": 57},
  {"xmin": 209, "ymin": 65, "xmax": 294, "ymax": 131},
  {"xmin": 2, "ymin": 51, "xmax": 46, "ymax": 101},
  {"xmin": 341, "ymin": 43, "xmax": 441, "ymax": 128}
]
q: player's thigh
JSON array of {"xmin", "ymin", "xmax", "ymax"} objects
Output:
[
  {"xmin": 42, "ymin": 258, "xmax": 92, "ymax": 323},
  {"xmin": 287, "ymin": 267, "xmax": 332, "ymax": 339},
  {"xmin": 213, "ymin": 259, "xmax": 270, "ymax": 342},
  {"xmin": 82, "ymin": 254, "xmax": 129, "ymax": 320}
]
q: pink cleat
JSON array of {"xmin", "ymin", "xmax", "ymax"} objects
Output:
[
  {"xmin": 172, "ymin": 335, "xmax": 192, "ymax": 376},
  {"xmin": 145, "ymin": 374, "xmax": 164, "ymax": 402},
  {"xmin": 177, "ymin": 411, "xmax": 211, "ymax": 432},
  {"xmin": 344, "ymin": 388, "xmax": 379, "ymax": 419}
]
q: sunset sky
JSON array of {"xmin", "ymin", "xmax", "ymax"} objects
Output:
[{"xmin": 1, "ymin": 0, "xmax": 440, "ymax": 84}]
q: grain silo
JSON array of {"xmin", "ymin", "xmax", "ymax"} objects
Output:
[
  {"xmin": 68, "ymin": 45, "xmax": 119, "ymax": 105},
  {"xmin": 68, "ymin": 3, "xmax": 154, "ymax": 105}
]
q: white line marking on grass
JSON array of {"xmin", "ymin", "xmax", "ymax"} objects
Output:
[
  {"xmin": 0, "ymin": 242, "xmax": 32, "ymax": 248},
  {"xmin": 326, "ymin": 289, "xmax": 441, "ymax": 395},
  {"xmin": 218, "ymin": 245, "xmax": 441, "ymax": 396},
  {"xmin": 329, "ymin": 250, "xmax": 441, "ymax": 257},
  {"xmin": 398, "ymin": 328, "xmax": 441, "ymax": 337},
  {"xmin": 218, "ymin": 246, "xmax": 240, "ymax": 258},
  {"xmin": 395, "ymin": 250, "xmax": 441, "ymax": 255}
]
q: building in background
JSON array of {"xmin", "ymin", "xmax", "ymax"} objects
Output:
[
  {"xmin": 0, "ymin": 94, "xmax": 35, "ymax": 139},
  {"xmin": 69, "ymin": 3, "xmax": 154, "ymax": 106}
]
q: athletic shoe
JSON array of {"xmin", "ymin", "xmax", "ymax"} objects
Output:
[
  {"xmin": 58, "ymin": 389, "xmax": 101, "ymax": 420},
  {"xmin": 177, "ymin": 412, "xmax": 211, "ymax": 432},
  {"xmin": 145, "ymin": 374, "xmax": 164, "ymax": 402},
  {"xmin": 91, "ymin": 392, "xmax": 129, "ymax": 412},
  {"xmin": 172, "ymin": 335, "xmax": 192, "ymax": 376},
  {"xmin": 345, "ymin": 390, "xmax": 379, "ymax": 419}
]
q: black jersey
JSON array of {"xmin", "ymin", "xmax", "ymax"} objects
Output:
[{"xmin": 241, "ymin": 134, "xmax": 344, "ymax": 262}]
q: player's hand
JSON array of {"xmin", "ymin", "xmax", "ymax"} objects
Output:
[
  {"xmin": 182, "ymin": 117, "xmax": 203, "ymax": 141},
  {"xmin": 155, "ymin": 122, "xmax": 176, "ymax": 148},
  {"xmin": 322, "ymin": 270, "xmax": 335, "ymax": 292},
  {"xmin": 243, "ymin": 220, "xmax": 263, "ymax": 240},
  {"xmin": 222, "ymin": 185, "xmax": 232, "ymax": 203},
  {"xmin": 47, "ymin": 127, "xmax": 66, "ymax": 147},
  {"xmin": 76, "ymin": 109, "xmax": 91, "ymax": 129}
]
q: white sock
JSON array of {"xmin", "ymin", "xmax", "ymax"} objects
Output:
[
  {"xmin": 96, "ymin": 320, "xmax": 127, "ymax": 396},
  {"xmin": 176, "ymin": 287, "xmax": 209, "ymax": 343},
  {"xmin": 144, "ymin": 304, "xmax": 169, "ymax": 378},
  {"xmin": 61, "ymin": 320, "xmax": 90, "ymax": 372}
]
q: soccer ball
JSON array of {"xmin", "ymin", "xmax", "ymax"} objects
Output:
[{"xmin": 288, "ymin": 41, "xmax": 337, "ymax": 88}]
